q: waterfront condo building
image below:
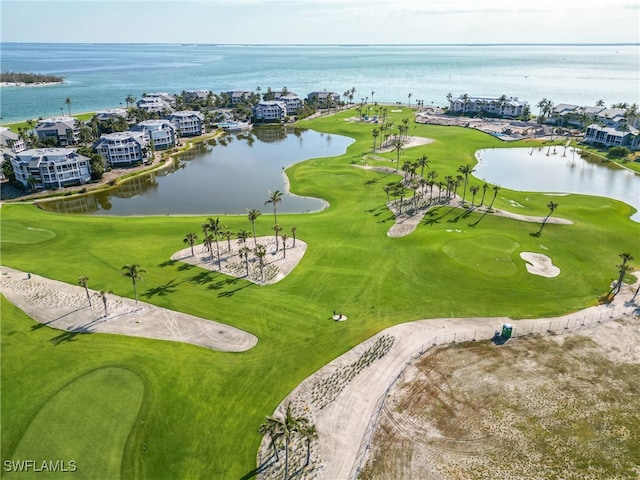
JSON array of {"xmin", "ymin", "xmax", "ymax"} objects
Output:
[
  {"xmin": 34, "ymin": 116, "xmax": 80, "ymax": 146},
  {"xmin": 93, "ymin": 131, "xmax": 150, "ymax": 167},
  {"xmin": 253, "ymin": 101, "xmax": 287, "ymax": 122},
  {"xmin": 448, "ymin": 96, "xmax": 528, "ymax": 118},
  {"xmin": 165, "ymin": 111, "xmax": 205, "ymax": 137},
  {"xmin": 307, "ymin": 91, "xmax": 341, "ymax": 107},
  {"xmin": 10, "ymin": 148, "xmax": 91, "ymax": 190},
  {"xmin": 131, "ymin": 119, "xmax": 177, "ymax": 150}
]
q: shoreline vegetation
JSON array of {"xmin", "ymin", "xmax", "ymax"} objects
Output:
[{"xmin": 0, "ymin": 71, "xmax": 64, "ymax": 86}]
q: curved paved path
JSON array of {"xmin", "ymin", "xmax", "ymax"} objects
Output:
[{"xmin": 0, "ymin": 266, "xmax": 257, "ymax": 352}]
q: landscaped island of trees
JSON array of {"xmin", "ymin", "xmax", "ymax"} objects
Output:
[{"xmin": 0, "ymin": 72, "xmax": 64, "ymax": 84}]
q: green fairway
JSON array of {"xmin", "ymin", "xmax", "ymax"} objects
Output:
[
  {"xmin": 2, "ymin": 107, "xmax": 638, "ymax": 478},
  {"xmin": 6, "ymin": 367, "xmax": 143, "ymax": 479}
]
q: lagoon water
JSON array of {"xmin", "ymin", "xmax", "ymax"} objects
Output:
[
  {"xmin": 475, "ymin": 147, "xmax": 640, "ymax": 221},
  {"xmin": 1, "ymin": 43, "xmax": 639, "ymax": 123},
  {"xmin": 40, "ymin": 127, "xmax": 353, "ymax": 216}
]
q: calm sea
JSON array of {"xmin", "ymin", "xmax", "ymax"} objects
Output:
[{"xmin": 1, "ymin": 43, "xmax": 639, "ymax": 124}]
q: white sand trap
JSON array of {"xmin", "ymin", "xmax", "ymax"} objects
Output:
[
  {"xmin": 0, "ymin": 266, "xmax": 257, "ymax": 352},
  {"xmin": 171, "ymin": 235, "xmax": 307, "ymax": 285},
  {"xmin": 520, "ymin": 252, "xmax": 560, "ymax": 277}
]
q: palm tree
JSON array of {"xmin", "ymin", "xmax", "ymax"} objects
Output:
[
  {"xmin": 265, "ymin": 190, "xmax": 283, "ymax": 226},
  {"xmin": 291, "ymin": 227, "xmax": 297, "ymax": 248},
  {"xmin": 457, "ymin": 164, "xmax": 474, "ymax": 204},
  {"xmin": 207, "ymin": 217, "xmax": 225, "ymax": 269},
  {"xmin": 371, "ymin": 128, "xmax": 379, "ymax": 152},
  {"xmin": 416, "ymin": 154, "xmax": 429, "ymax": 179},
  {"xmin": 259, "ymin": 418, "xmax": 283, "ymax": 464},
  {"xmin": 538, "ymin": 201, "xmax": 558, "ymax": 235},
  {"xmin": 480, "ymin": 183, "xmax": 489, "ymax": 206},
  {"xmin": 239, "ymin": 246, "xmax": 251, "ymax": 277},
  {"xmin": 78, "ymin": 276, "xmax": 91, "ymax": 306},
  {"xmin": 469, "ymin": 185, "xmax": 479, "ymax": 208},
  {"xmin": 488, "ymin": 185, "xmax": 501, "ymax": 210},
  {"xmin": 223, "ymin": 230, "xmax": 233, "ymax": 252},
  {"xmin": 407, "ymin": 92, "xmax": 412, "ymax": 108},
  {"xmin": 272, "ymin": 224, "xmax": 282, "ymax": 251},
  {"xmin": 261, "ymin": 403, "xmax": 309, "ymax": 480},
  {"xmin": 610, "ymin": 253, "xmax": 635, "ymax": 297},
  {"xmin": 299, "ymin": 423, "xmax": 318, "ymax": 468},
  {"xmin": 236, "ymin": 229, "xmax": 250, "ymax": 248},
  {"xmin": 65, "ymin": 97, "xmax": 72, "ymax": 115},
  {"xmin": 254, "ymin": 244, "xmax": 267, "ymax": 282},
  {"xmin": 247, "ymin": 209, "xmax": 262, "ymax": 247},
  {"xmin": 281, "ymin": 233, "xmax": 288, "ymax": 258},
  {"xmin": 183, "ymin": 232, "xmax": 197, "ymax": 257},
  {"xmin": 121, "ymin": 264, "xmax": 146, "ymax": 305},
  {"xmin": 392, "ymin": 136, "xmax": 404, "ymax": 172}
]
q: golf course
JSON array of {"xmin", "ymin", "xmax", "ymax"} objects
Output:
[{"xmin": 1, "ymin": 107, "xmax": 638, "ymax": 479}]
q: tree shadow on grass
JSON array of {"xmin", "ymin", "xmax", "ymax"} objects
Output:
[
  {"xmin": 158, "ymin": 259, "xmax": 177, "ymax": 268},
  {"xmin": 177, "ymin": 263, "xmax": 195, "ymax": 272},
  {"xmin": 49, "ymin": 330, "xmax": 84, "ymax": 345},
  {"xmin": 423, "ymin": 205, "xmax": 458, "ymax": 226},
  {"xmin": 142, "ymin": 279, "xmax": 181, "ymax": 298},
  {"xmin": 217, "ymin": 283, "xmax": 252, "ymax": 298},
  {"xmin": 188, "ymin": 271, "xmax": 215, "ymax": 286},
  {"xmin": 206, "ymin": 277, "xmax": 240, "ymax": 292}
]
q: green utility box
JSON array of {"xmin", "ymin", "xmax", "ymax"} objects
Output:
[{"xmin": 501, "ymin": 323, "xmax": 513, "ymax": 339}]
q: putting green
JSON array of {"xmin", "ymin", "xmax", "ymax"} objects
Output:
[
  {"xmin": 0, "ymin": 224, "xmax": 56, "ymax": 244},
  {"xmin": 443, "ymin": 234, "xmax": 520, "ymax": 277},
  {"xmin": 6, "ymin": 367, "xmax": 144, "ymax": 479}
]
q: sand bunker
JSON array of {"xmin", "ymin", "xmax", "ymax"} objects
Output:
[
  {"xmin": 0, "ymin": 266, "xmax": 257, "ymax": 352},
  {"xmin": 520, "ymin": 252, "xmax": 560, "ymax": 277},
  {"xmin": 171, "ymin": 235, "xmax": 306, "ymax": 285}
]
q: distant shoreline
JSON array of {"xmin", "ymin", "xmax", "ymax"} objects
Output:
[{"xmin": 1, "ymin": 81, "xmax": 64, "ymax": 87}]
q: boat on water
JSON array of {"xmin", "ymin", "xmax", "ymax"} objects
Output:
[{"xmin": 219, "ymin": 121, "xmax": 252, "ymax": 132}]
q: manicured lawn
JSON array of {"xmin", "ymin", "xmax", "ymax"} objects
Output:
[{"xmin": 2, "ymin": 108, "xmax": 638, "ymax": 478}]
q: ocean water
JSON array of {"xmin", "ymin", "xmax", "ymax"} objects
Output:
[{"xmin": 1, "ymin": 43, "xmax": 639, "ymax": 123}]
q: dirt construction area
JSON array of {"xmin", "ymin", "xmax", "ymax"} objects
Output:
[{"xmin": 359, "ymin": 315, "xmax": 640, "ymax": 480}]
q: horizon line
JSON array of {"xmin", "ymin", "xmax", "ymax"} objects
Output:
[{"xmin": 1, "ymin": 42, "xmax": 639, "ymax": 47}]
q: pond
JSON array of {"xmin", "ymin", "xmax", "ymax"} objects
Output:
[
  {"xmin": 474, "ymin": 146, "xmax": 640, "ymax": 222},
  {"xmin": 40, "ymin": 127, "xmax": 354, "ymax": 216}
]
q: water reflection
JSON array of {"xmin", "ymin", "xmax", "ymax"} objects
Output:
[
  {"xmin": 39, "ymin": 127, "xmax": 353, "ymax": 216},
  {"xmin": 475, "ymin": 147, "xmax": 640, "ymax": 222}
]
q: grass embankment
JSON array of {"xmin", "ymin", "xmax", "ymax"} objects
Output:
[{"xmin": 2, "ymin": 107, "xmax": 638, "ymax": 479}]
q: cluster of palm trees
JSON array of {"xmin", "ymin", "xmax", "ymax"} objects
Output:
[
  {"xmin": 370, "ymin": 117, "xmax": 411, "ymax": 154},
  {"xmin": 383, "ymin": 158, "xmax": 501, "ymax": 215},
  {"xmin": 181, "ymin": 190, "xmax": 297, "ymax": 283},
  {"xmin": 259, "ymin": 404, "xmax": 317, "ymax": 480}
]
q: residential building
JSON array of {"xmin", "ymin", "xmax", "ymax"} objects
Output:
[
  {"xmin": 10, "ymin": 148, "xmax": 91, "ymax": 190},
  {"xmin": 143, "ymin": 92, "xmax": 176, "ymax": 105},
  {"xmin": 549, "ymin": 105, "xmax": 629, "ymax": 128},
  {"xmin": 307, "ymin": 91, "xmax": 341, "ymax": 106},
  {"xmin": 34, "ymin": 116, "xmax": 80, "ymax": 146},
  {"xmin": 0, "ymin": 127, "xmax": 26, "ymax": 155},
  {"xmin": 166, "ymin": 111, "xmax": 205, "ymax": 137},
  {"xmin": 274, "ymin": 92, "xmax": 303, "ymax": 114},
  {"xmin": 253, "ymin": 101, "xmax": 287, "ymax": 122},
  {"xmin": 448, "ymin": 96, "xmax": 528, "ymax": 118},
  {"xmin": 131, "ymin": 119, "xmax": 176, "ymax": 150},
  {"xmin": 227, "ymin": 91, "xmax": 253, "ymax": 106},
  {"xmin": 184, "ymin": 90, "xmax": 211, "ymax": 103},
  {"xmin": 95, "ymin": 108, "xmax": 129, "ymax": 122},
  {"xmin": 136, "ymin": 96, "xmax": 172, "ymax": 114},
  {"xmin": 583, "ymin": 124, "xmax": 639, "ymax": 150},
  {"xmin": 93, "ymin": 131, "xmax": 150, "ymax": 167}
]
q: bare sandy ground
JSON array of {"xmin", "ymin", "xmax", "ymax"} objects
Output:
[
  {"xmin": 0, "ymin": 265, "xmax": 257, "ymax": 352},
  {"xmin": 171, "ymin": 235, "xmax": 307, "ymax": 285},
  {"xmin": 259, "ymin": 274, "xmax": 640, "ymax": 480}
]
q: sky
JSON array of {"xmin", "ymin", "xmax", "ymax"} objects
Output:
[{"xmin": 1, "ymin": 0, "xmax": 639, "ymax": 44}]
